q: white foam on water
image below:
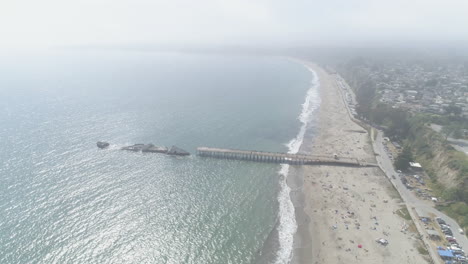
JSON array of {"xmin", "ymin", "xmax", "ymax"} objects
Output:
[{"xmin": 273, "ymin": 65, "xmax": 320, "ymax": 264}]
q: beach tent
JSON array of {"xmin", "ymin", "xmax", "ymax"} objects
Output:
[{"xmin": 437, "ymin": 250, "xmax": 454, "ymax": 260}]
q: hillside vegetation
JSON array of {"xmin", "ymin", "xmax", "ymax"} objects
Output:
[{"xmin": 339, "ymin": 67, "xmax": 468, "ymax": 230}]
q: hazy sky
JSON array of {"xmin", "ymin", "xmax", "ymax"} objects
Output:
[{"xmin": 1, "ymin": 0, "xmax": 468, "ymax": 49}]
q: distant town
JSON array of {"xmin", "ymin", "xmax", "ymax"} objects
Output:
[{"xmin": 342, "ymin": 59, "xmax": 468, "ymax": 118}]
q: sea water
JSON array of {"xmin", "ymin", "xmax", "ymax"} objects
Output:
[{"xmin": 0, "ymin": 50, "xmax": 319, "ymax": 264}]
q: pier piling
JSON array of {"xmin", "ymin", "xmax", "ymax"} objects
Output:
[{"xmin": 196, "ymin": 147, "xmax": 377, "ymax": 167}]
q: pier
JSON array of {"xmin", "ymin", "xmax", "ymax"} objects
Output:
[{"xmin": 197, "ymin": 147, "xmax": 378, "ymax": 167}]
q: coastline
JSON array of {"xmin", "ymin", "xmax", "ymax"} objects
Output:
[
  {"xmin": 289, "ymin": 62, "xmax": 429, "ymax": 264},
  {"xmin": 255, "ymin": 61, "xmax": 321, "ymax": 264},
  {"xmin": 275, "ymin": 64, "xmax": 321, "ymax": 264}
]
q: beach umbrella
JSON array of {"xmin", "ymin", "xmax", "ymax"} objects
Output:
[{"xmin": 358, "ymin": 244, "xmax": 362, "ymax": 248}]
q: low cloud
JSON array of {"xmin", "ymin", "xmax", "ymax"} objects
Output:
[{"xmin": 1, "ymin": 0, "xmax": 467, "ymax": 49}]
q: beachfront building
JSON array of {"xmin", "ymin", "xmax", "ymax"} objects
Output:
[{"xmin": 409, "ymin": 161, "xmax": 422, "ymax": 171}]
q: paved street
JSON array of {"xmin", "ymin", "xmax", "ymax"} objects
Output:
[
  {"xmin": 335, "ymin": 73, "xmax": 467, "ymax": 262},
  {"xmin": 372, "ymin": 130, "xmax": 468, "ymax": 252}
]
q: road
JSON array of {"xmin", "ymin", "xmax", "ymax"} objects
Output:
[
  {"xmin": 333, "ymin": 72, "xmax": 467, "ymax": 262},
  {"xmin": 430, "ymin": 124, "xmax": 468, "ymax": 155},
  {"xmin": 373, "ymin": 130, "xmax": 468, "ymax": 252}
]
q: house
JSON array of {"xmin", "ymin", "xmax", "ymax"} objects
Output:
[{"xmin": 409, "ymin": 162, "xmax": 422, "ymax": 170}]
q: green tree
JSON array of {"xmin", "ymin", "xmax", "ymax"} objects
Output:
[
  {"xmin": 452, "ymin": 127, "xmax": 463, "ymax": 139},
  {"xmin": 444, "ymin": 105, "xmax": 462, "ymax": 116},
  {"xmin": 355, "ymin": 79, "xmax": 376, "ymax": 118},
  {"xmin": 394, "ymin": 146, "xmax": 413, "ymax": 171},
  {"xmin": 441, "ymin": 124, "xmax": 463, "ymax": 139}
]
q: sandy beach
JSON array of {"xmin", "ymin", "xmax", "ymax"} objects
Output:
[{"xmin": 289, "ymin": 62, "xmax": 429, "ymax": 264}]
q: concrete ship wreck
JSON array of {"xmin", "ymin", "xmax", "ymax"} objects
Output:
[{"xmin": 97, "ymin": 142, "xmax": 190, "ymax": 156}]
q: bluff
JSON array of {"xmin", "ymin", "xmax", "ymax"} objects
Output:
[{"xmin": 337, "ymin": 64, "xmax": 468, "ymax": 229}]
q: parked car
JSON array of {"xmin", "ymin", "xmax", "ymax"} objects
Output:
[
  {"xmin": 376, "ymin": 238, "xmax": 389, "ymax": 246},
  {"xmin": 450, "ymin": 242, "xmax": 461, "ymax": 248},
  {"xmin": 436, "ymin": 217, "xmax": 446, "ymax": 225},
  {"xmin": 441, "ymin": 227, "xmax": 451, "ymax": 232},
  {"xmin": 447, "ymin": 237, "xmax": 457, "ymax": 243},
  {"xmin": 449, "ymin": 246, "xmax": 464, "ymax": 254}
]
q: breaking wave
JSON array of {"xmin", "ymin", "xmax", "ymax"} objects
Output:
[{"xmin": 274, "ymin": 64, "xmax": 320, "ymax": 264}]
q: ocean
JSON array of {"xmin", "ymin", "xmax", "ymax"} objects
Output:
[{"xmin": 0, "ymin": 50, "xmax": 319, "ymax": 264}]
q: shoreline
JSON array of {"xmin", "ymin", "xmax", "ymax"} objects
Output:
[
  {"xmin": 286, "ymin": 60, "xmax": 322, "ymax": 264},
  {"xmin": 255, "ymin": 60, "xmax": 321, "ymax": 264},
  {"xmin": 278, "ymin": 63, "xmax": 320, "ymax": 264},
  {"xmin": 289, "ymin": 62, "xmax": 429, "ymax": 264},
  {"xmin": 285, "ymin": 60, "xmax": 320, "ymax": 264}
]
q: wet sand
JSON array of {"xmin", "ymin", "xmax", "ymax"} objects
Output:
[{"xmin": 289, "ymin": 62, "xmax": 428, "ymax": 264}]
